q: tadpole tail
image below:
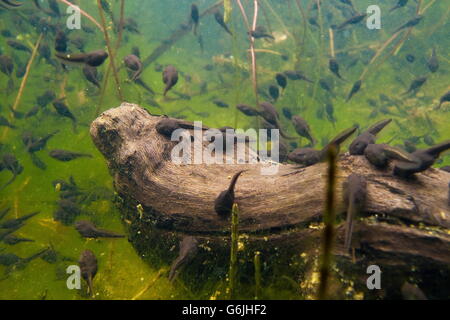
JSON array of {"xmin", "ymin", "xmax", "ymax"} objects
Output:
[
  {"xmin": 383, "ymin": 145, "xmax": 419, "ymax": 163},
  {"xmin": 309, "ymin": 135, "xmax": 317, "ymax": 147},
  {"xmin": 30, "ymin": 152, "xmax": 47, "ymax": 170},
  {"xmin": 389, "ymin": 5, "xmax": 399, "ymax": 13},
  {"xmin": 24, "ymin": 247, "xmax": 49, "ymax": 263},
  {"xmin": 136, "ymin": 78, "xmax": 155, "ymax": 95},
  {"xmin": 424, "ymin": 140, "xmax": 450, "ymax": 157},
  {"xmin": 168, "ymin": 257, "xmax": 183, "ymax": 282},
  {"xmin": 87, "ymin": 275, "xmax": 94, "ymax": 297},
  {"xmin": 327, "ymin": 126, "xmax": 358, "ymax": 149},
  {"xmin": 0, "ymin": 174, "xmax": 17, "ymax": 191},
  {"xmin": 78, "ymin": 153, "xmax": 94, "ymax": 159},
  {"xmin": 71, "ymin": 119, "xmax": 78, "ymax": 134},
  {"xmin": 227, "ymin": 170, "xmax": 247, "ymax": 193},
  {"xmin": 96, "ymin": 230, "xmax": 125, "ymax": 238},
  {"xmin": 17, "ymin": 211, "xmax": 40, "ymax": 223},
  {"xmin": 344, "ymin": 194, "xmax": 356, "ymax": 252},
  {"xmin": 193, "ymin": 24, "xmax": 198, "ymax": 37},
  {"xmin": 367, "ymin": 119, "xmax": 392, "ymax": 136},
  {"xmin": 163, "ymin": 85, "xmax": 169, "ymax": 97},
  {"xmin": 131, "ymin": 68, "xmax": 143, "ymax": 82},
  {"xmin": 0, "ymin": 207, "xmax": 11, "ymax": 220},
  {"xmin": 279, "ymin": 127, "xmax": 297, "ymax": 140},
  {"xmin": 222, "ymin": 24, "xmax": 233, "ymax": 36}
]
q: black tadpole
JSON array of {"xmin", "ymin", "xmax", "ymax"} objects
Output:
[
  {"xmin": 364, "ymin": 144, "xmax": 417, "ymax": 169},
  {"xmin": 79, "ymin": 249, "xmax": 97, "ymax": 296},
  {"xmin": 448, "ymin": 182, "xmax": 450, "ymax": 208},
  {"xmin": 394, "ymin": 140, "xmax": 450, "ymax": 177},
  {"xmin": 75, "ymin": 220, "xmax": 125, "ymax": 239},
  {"xmin": 0, "ymin": 211, "xmax": 39, "ymax": 229},
  {"xmin": 156, "ymin": 118, "xmax": 208, "ymax": 138},
  {"xmin": 349, "ymin": 119, "xmax": 392, "ymax": 155},
  {"xmin": 343, "ymin": 174, "xmax": 367, "ymax": 252},
  {"xmin": 346, "ymin": 80, "xmax": 362, "ymax": 102},
  {"xmin": 288, "ymin": 126, "xmax": 357, "ymax": 167},
  {"xmin": 214, "ymin": 171, "xmax": 247, "ymax": 218},
  {"xmin": 168, "ymin": 236, "xmax": 198, "ymax": 282}
]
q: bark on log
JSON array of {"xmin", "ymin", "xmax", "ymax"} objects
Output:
[{"xmin": 90, "ymin": 103, "xmax": 450, "ymax": 298}]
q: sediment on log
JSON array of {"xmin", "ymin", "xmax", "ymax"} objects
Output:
[{"xmin": 90, "ymin": 103, "xmax": 450, "ymax": 298}]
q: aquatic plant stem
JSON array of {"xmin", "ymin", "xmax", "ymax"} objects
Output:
[
  {"xmin": 141, "ymin": 1, "xmax": 223, "ymax": 70},
  {"xmin": 97, "ymin": 0, "xmax": 123, "ymax": 102},
  {"xmin": 261, "ymin": 0, "xmax": 294, "ymax": 40},
  {"xmin": 95, "ymin": 0, "xmax": 125, "ymax": 117},
  {"xmin": 131, "ymin": 267, "xmax": 168, "ymax": 300},
  {"xmin": 360, "ymin": 31, "xmax": 401, "ymax": 81},
  {"xmin": 1, "ymin": 33, "xmax": 43, "ymax": 140},
  {"xmin": 235, "ymin": 0, "xmax": 250, "ymax": 29},
  {"xmin": 236, "ymin": 0, "xmax": 259, "ymax": 107},
  {"xmin": 329, "ymin": 28, "xmax": 335, "ymax": 58},
  {"xmin": 391, "ymin": 0, "xmax": 423, "ymax": 56},
  {"xmin": 424, "ymin": 3, "xmax": 447, "ymax": 38},
  {"xmin": 311, "ymin": 0, "xmax": 324, "ymax": 108},
  {"xmin": 317, "ymin": 145, "xmax": 338, "ymax": 300},
  {"xmin": 422, "ymin": 0, "xmax": 436, "ymax": 13},
  {"xmin": 55, "ymin": 0, "xmax": 104, "ymax": 32},
  {"xmin": 114, "ymin": 0, "xmax": 126, "ymax": 53},
  {"xmin": 294, "ymin": 0, "xmax": 308, "ymax": 51},
  {"xmin": 12, "ymin": 34, "xmax": 43, "ymax": 112},
  {"xmin": 96, "ymin": 67, "xmax": 111, "ymax": 116},
  {"xmin": 231, "ymin": 14, "xmax": 242, "ymax": 129},
  {"xmin": 228, "ymin": 203, "xmax": 239, "ymax": 299},
  {"xmin": 96, "ymin": 0, "xmax": 125, "ymax": 116},
  {"xmin": 254, "ymin": 251, "xmax": 261, "ymax": 300},
  {"xmin": 360, "ymin": 0, "xmax": 423, "ymax": 81}
]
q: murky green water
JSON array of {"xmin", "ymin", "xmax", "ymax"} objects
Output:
[{"xmin": 0, "ymin": 0, "xmax": 449, "ymax": 300}]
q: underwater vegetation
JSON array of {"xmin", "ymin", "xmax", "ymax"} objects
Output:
[{"xmin": 0, "ymin": 0, "xmax": 450, "ymax": 300}]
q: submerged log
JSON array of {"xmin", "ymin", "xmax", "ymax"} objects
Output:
[{"xmin": 91, "ymin": 103, "xmax": 450, "ymax": 299}]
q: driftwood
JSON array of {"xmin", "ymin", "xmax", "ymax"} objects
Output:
[{"xmin": 91, "ymin": 103, "xmax": 450, "ymax": 298}]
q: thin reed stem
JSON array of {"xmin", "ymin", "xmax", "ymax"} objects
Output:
[
  {"xmin": 360, "ymin": 31, "xmax": 401, "ymax": 80},
  {"xmin": 96, "ymin": 65, "xmax": 112, "ymax": 116},
  {"xmin": 97, "ymin": 0, "xmax": 124, "ymax": 101},
  {"xmin": 2, "ymin": 33, "xmax": 43, "ymax": 140},
  {"xmin": 131, "ymin": 267, "xmax": 168, "ymax": 300},
  {"xmin": 310, "ymin": 0, "xmax": 324, "ymax": 106},
  {"xmin": 261, "ymin": 0, "xmax": 293, "ymax": 40},
  {"xmin": 391, "ymin": 0, "xmax": 423, "ymax": 56},
  {"xmin": 96, "ymin": 0, "xmax": 125, "ymax": 116},
  {"xmin": 421, "ymin": 0, "xmax": 436, "ymax": 14},
  {"xmin": 12, "ymin": 34, "xmax": 43, "ymax": 112},
  {"xmin": 114, "ymin": 0, "xmax": 126, "ymax": 53},
  {"xmin": 236, "ymin": 0, "xmax": 259, "ymax": 107},
  {"xmin": 294, "ymin": 0, "xmax": 307, "ymax": 49},
  {"xmin": 360, "ymin": 0, "xmax": 423, "ymax": 80},
  {"xmin": 228, "ymin": 203, "xmax": 239, "ymax": 299},
  {"xmin": 254, "ymin": 251, "xmax": 261, "ymax": 300},
  {"xmin": 328, "ymin": 28, "xmax": 335, "ymax": 58},
  {"xmin": 317, "ymin": 145, "xmax": 338, "ymax": 300}
]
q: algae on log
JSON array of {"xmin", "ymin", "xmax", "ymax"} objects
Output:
[{"xmin": 90, "ymin": 103, "xmax": 450, "ymax": 299}]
